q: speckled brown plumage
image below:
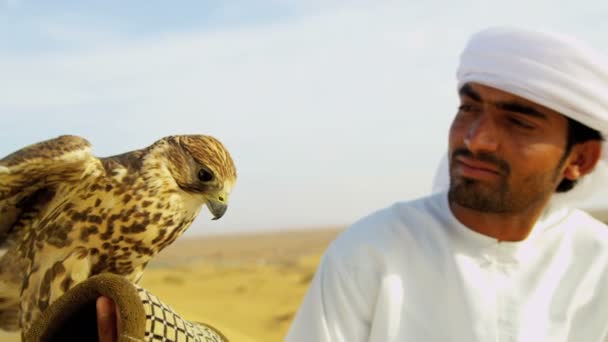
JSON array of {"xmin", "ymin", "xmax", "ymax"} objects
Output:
[{"xmin": 0, "ymin": 135, "xmax": 236, "ymax": 332}]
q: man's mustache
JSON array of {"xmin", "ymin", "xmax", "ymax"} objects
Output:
[{"xmin": 451, "ymin": 148, "xmax": 511, "ymax": 175}]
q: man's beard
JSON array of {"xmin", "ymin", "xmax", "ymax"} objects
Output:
[{"xmin": 448, "ymin": 148, "xmax": 562, "ymax": 213}]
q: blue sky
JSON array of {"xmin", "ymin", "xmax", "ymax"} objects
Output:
[{"xmin": 1, "ymin": 1, "xmax": 608, "ymax": 235}]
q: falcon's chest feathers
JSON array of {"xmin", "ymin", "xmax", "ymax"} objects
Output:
[
  {"xmin": 0, "ymin": 134, "xmax": 236, "ymax": 331},
  {"xmin": 37, "ymin": 161, "xmax": 201, "ymax": 274}
]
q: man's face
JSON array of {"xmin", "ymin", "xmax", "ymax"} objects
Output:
[{"xmin": 448, "ymin": 82, "xmax": 570, "ymax": 213}]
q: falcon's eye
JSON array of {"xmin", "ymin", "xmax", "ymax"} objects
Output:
[{"xmin": 198, "ymin": 168, "xmax": 214, "ymax": 182}]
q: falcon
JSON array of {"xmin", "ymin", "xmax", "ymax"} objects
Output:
[{"xmin": 0, "ymin": 134, "xmax": 237, "ymax": 332}]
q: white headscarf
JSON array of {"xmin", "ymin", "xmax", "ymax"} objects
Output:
[{"xmin": 433, "ymin": 27, "xmax": 608, "ymax": 209}]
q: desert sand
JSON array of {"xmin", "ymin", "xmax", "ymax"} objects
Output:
[
  {"xmin": 140, "ymin": 227, "xmax": 342, "ymax": 342},
  {"xmin": 0, "ymin": 227, "xmax": 341, "ymax": 342}
]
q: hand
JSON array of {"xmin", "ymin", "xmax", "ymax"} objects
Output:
[{"xmin": 96, "ymin": 296, "xmax": 120, "ymax": 342}]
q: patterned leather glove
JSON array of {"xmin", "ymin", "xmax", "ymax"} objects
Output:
[{"xmin": 23, "ymin": 273, "xmax": 228, "ymax": 342}]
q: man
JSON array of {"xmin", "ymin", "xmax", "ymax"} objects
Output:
[{"xmin": 285, "ymin": 27, "xmax": 608, "ymax": 341}]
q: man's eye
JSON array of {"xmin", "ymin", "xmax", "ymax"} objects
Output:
[{"xmin": 508, "ymin": 117, "xmax": 534, "ymax": 129}]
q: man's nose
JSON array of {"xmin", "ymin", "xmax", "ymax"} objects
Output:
[{"xmin": 465, "ymin": 114, "xmax": 499, "ymax": 152}]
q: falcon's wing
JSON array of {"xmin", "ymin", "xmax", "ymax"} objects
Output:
[{"xmin": 0, "ymin": 135, "xmax": 96, "ymax": 246}]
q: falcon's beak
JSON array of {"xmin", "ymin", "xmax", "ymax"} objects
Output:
[{"xmin": 206, "ymin": 192, "xmax": 229, "ymax": 220}]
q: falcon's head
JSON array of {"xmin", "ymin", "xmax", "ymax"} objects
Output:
[{"xmin": 160, "ymin": 135, "xmax": 237, "ymax": 220}]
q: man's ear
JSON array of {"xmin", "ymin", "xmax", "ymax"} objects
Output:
[{"xmin": 563, "ymin": 140, "xmax": 603, "ymax": 180}]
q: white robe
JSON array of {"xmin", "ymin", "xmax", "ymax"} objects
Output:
[{"xmin": 285, "ymin": 192, "xmax": 608, "ymax": 341}]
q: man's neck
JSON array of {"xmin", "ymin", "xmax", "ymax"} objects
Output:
[{"xmin": 448, "ymin": 199, "xmax": 551, "ymax": 242}]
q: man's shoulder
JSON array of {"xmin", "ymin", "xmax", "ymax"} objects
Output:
[
  {"xmin": 550, "ymin": 208, "xmax": 608, "ymax": 262},
  {"xmin": 326, "ymin": 192, "xmax": 447, "ymax": 261},
  {"xmin": 567, "ymin": 208, "xmax": 608, "ymax": 244}
]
